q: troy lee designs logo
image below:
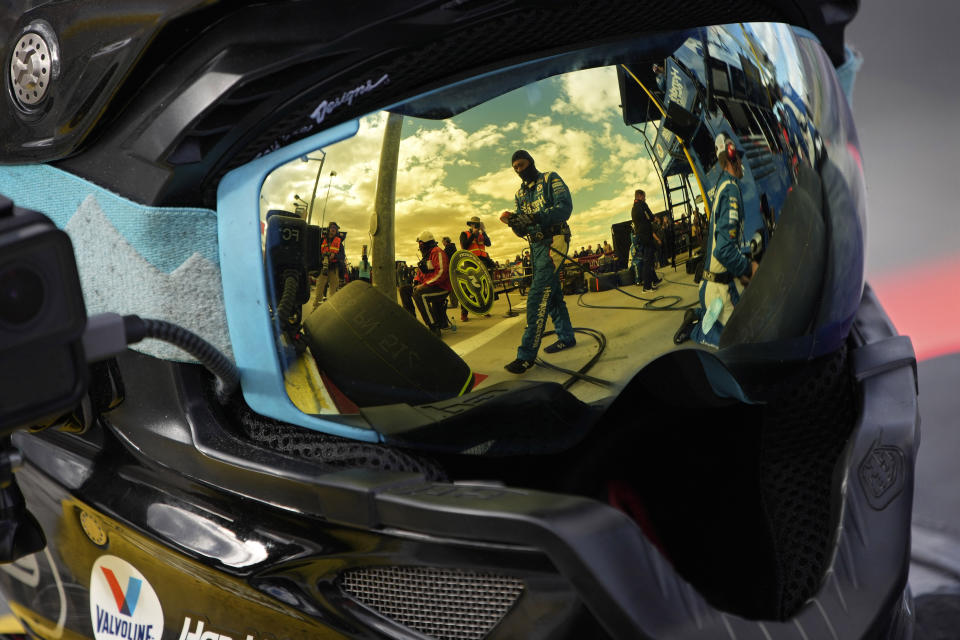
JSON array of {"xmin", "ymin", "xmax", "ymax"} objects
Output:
[
  {"xmin": 94, "ymin": 568, "xmax": 154, "ymax": 640},
  {"xmin": 309, "ymin": 74, "xmax": 390, "ymax": 124}
]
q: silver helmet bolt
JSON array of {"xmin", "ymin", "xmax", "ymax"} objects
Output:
[{"xmin": 10, "ymin": 32, "xmax": 52, "ymax": 107}]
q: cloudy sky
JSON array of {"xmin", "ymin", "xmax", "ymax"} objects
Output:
[{"xmin": 261, "ymin": 65, "xmax": 694, "ymax": 266}]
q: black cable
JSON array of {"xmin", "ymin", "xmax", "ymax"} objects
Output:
[
  {"xmin": 509, "ymin": 231, "xmax": 612, "ymax": 389},
  {"xmin": 662, "ymin": 276, "xmax": 700, "ymax": 288},
  {"xmin": 514, "ymin": 230, "xmax": 690, "ymax": 390},
  {"xmin": 534, "ymin": 327, "xmax": 612, "ymax": 390},
  {"xmin": 546, "ymin": 243, "xmax": 697, "ymax": 311},
  {"xmin": 576, "ymin": 292, "xmax": 699, "ymax": 312},
  {"xmin": 123, "ymin": 315, "xmax": 240, "ymax": 402},
  {"xmin": 275, "ymin": 271, "xmax": 300, "ymax": 324}
]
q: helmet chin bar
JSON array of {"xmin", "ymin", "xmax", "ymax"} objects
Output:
[{"xmin": 62, "ymin": 283, "xmax": 914, "ymax": 639}]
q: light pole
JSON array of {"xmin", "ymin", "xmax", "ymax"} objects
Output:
[
  {"xmin": 300, "ymin": 152, "xmax": 326, "ymax": 225},
  {"xmin": 292, "ymin": 194, "xmax": 309, "ymax": 218},
  {"xmin": 372, "ymin": 112, "xmax": 403, "ymax": 298},
  {"xmin": 320, "ymin": 171, "xmax": 337, "ymax": 228}
]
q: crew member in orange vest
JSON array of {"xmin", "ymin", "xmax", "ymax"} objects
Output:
[
  {"xmin": 312, "ymin": 221, "xmax": 342, "ymax": 309},
  {"xmin": 458, "ymin": 215, "xmax": 494, "ymax": 322}
]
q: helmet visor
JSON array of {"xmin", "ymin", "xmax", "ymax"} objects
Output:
[{"xmin": 220, "ymin": 22, "xmax": 865, "ymax": 443}]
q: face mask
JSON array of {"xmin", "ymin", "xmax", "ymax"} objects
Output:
[{"xmin": 519, "ymin": 163, "xmax": 538, "ymax": 183}]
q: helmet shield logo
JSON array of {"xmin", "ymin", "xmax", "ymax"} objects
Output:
[
  {"xmin": 858, "ymin": 441, "xmax": 906, "ymax": 510},
  {"xmin": 247, "ymin": 22, "xmax": 865, "ymax": 429}
]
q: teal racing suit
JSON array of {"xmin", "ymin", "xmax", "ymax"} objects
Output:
[
  {"xmin": 513, "ymin": 171, "xmax": 576, "ymax": 362},
  {"xmin": 692, "ymin": 173, "xmax": 752, "ymax": 347}
]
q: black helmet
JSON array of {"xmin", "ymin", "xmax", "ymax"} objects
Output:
[{"xmin": 0, "ymin": 2, "xmax": 922, "ymax": 639}]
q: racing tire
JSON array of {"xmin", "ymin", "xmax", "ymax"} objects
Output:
[{"xmin": 302, "ymin": 281, "xmax": 473, "ymax": 407}]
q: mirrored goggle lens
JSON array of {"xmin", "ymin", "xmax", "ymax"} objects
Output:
[{"xmin": 246, "ymin": 22, "xmax": 864, "ymax": 442}]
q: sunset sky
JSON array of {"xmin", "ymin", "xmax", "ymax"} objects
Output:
[
  {"xmin": 257, "ymin": 22, "xmax": 812, "ymax": 268},
  {"xmin": 261, "ymin": 65, "xmax": 687, "ymax": 266}
]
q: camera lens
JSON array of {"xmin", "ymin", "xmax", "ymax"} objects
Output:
[{"xmin": 0, "ymin": 265, "xmax": 45, "ymax": 326}]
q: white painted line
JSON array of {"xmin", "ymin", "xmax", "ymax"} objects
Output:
[
  {"xmin": 303, "ymin": 347, "xmax": 339, "ymax": 414},
  {"xmin": 452, "ymin": 315, "xmax": 524, "ymax": 357}
]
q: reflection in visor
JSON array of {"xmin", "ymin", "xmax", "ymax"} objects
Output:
[{"xmin": 258, "ymin": 23, "xmax": 863, "ymax": 422}]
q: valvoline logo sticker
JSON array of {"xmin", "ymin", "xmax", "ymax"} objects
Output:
[{"xmin": 90, "ymin": 556, "xmax": 164, "ymax": 640}]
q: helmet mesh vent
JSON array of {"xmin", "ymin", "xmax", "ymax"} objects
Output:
[
  {"xmin": 223, "ymin": 393, "xmax": 448, "ymax": 480},
  {"xmin": 760, "ymin": 343, "xmax": 857, "ymax": 618},
  {"xmin": 338, "ymin": 566, "xmax": 524, "ymax": 639}
]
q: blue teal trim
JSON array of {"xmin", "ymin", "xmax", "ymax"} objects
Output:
[
  {"xmin": 835, "ymin": 45, "xmax": 863, "ymax": 107},
  {"xmin": 790, "ymin": 26, "xmax": 820, "ymax": 43},
  {"xmin": 696, "ymin": 351, "xmax": 752, "ymax": 404},
  {"xmin": 790, "ymin": 24, "xmax": 862, "ymax": 95},
  {"xmin": 217, "ymin": 119, "xmax": 382, "ymax": 442},
  {"xmin": 0, "ymin": 165, "xmax": 217, "ymax": 272},
  {"xmin": 791, "ymin": 25, "xmax": 861, "ymax": 123}
]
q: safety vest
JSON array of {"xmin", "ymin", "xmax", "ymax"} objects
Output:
[
  {"xmin": 321, "ymin": 236, "xmax": 341, "ymax": 261},
  {"xmin": 465, "ymin": 230, "xmax": 489, "ymax": 258}
]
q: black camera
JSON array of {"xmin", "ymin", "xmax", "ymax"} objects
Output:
[{"xmin": 0, "ymin": 196, "xmax": 88, "ymax": 434}]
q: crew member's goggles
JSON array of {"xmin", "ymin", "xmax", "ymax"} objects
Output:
[{"xmin": 217, "ymin": 22, "xmax": 865, "ymax": 447}]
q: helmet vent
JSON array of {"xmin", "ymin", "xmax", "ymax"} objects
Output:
[
  {"xmin": 759, "ymin": 343, "xmax": 857, "ymax": 618},
  {"xmin": 338, "ymin": 566, "xmax": 524, "ymax": 639},
  {"xmin": 229, "ymin": 407, "xmax": 447, "ymax": 480}
]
